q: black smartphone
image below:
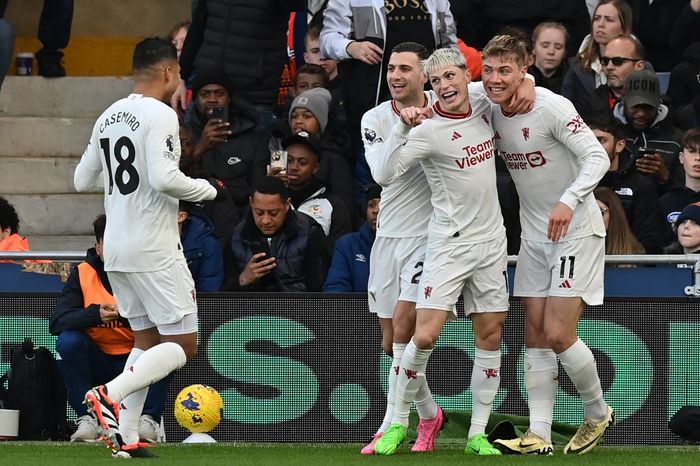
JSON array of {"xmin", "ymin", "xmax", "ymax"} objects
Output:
[
  {"xmin": 206, "ymin": 106, "xmax": 228, "ymax": 123},
  {"xmin": 251, "ymin": 240, "xmax": 271, "ymax": 259},
  {"xmin": 637, "ymin": 147, "xmax": 655, "ymax": 158}
]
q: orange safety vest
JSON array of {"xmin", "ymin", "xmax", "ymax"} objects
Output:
[{"xmin": 77, "ymin": 262, "xmax": 134, "ymax": 355}]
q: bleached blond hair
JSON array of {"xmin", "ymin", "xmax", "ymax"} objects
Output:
[{"xmin": 421, "ymin": 47, "xmax": 466, "ymax": 76}]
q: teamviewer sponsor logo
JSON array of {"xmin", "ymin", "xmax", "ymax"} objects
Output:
[{"xmin": 500, "ymin": 150, "xmax": 547, "ymax": 170}]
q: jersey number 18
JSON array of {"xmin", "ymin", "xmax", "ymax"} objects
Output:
[{"xmin": 100, "ymin": 137, "xmax": 140, "ymax": 195}]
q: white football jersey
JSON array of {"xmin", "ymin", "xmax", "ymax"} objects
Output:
[
  {"xmin": 373, "ymin": 92, "xmax": 505, "ymax": 242},
  {"xmin": 492, "ymin": 87, "xmax": 609, "ymax": 242},
  {"xmin": 74, "ymin": 94, "xmax": 217, "ymax": 272},
  {"xmin": 361, "ymin": 92, "xmax": 435, "ymax": 238}
]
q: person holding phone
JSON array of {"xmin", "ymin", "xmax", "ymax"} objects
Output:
[
  {"xmin": 613, "ymin": 69, "xmax": 684, "ymax": 193},
  {"xmin": 184, "ymin": 68, "xmax": 270, "ymax": 214},
  {"xmin": 223, "ymin": 176, "xmax": 330, "ymax": 292}
]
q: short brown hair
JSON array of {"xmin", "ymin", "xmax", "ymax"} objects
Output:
[
  {"xmin": 482, "ymin": 34, "xmax": 531, "ymax": 67},
  {"xmin": 682, "ymin": 128, "xmax": 700, "ymax": 152}
]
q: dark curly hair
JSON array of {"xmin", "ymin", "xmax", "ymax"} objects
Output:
[{"xmin": 0, "ymin": 196, "xmax": 20, "ymax": 234}]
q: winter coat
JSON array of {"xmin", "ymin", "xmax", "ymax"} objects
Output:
[
  {"xmin": 323, "ymin": 222, "xmax": 374, "ymax": 292},
  {"xmin": 181, "ymin": 213, "xmax": 224, "ymax": 292}
]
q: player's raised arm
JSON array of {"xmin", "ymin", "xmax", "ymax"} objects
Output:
[{"xmin": 371, "ymin": 110, "xmax": 433, "ymax": 185}]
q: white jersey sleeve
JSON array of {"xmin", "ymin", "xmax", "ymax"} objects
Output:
[
  {"xmin": 494, "ymin": 88, "xmax": 608, "ymax": 241},
  {"xmin": 361, "ymin": 97, "xmax": 433, "ymax": 238},
  {"xmin": 75, "ymin": 94, "xmax": 216, "ymax": 273},
  {"xmin": 545, "ymin": 96, "xmax": 610, "ymax": 210}
]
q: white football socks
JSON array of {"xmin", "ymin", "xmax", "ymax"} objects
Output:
[
  {"xmin": 414, "ymin": 376, "xmax": 439, "ymax": 420},
  {"xmin": 106, "ymin": 342, "xmax": 187, "ymax": 403},
  {"xmin": 524, "ymin": 348, "xmax": 558, "ymax": 441},
  {"xmin": 468, "ymin": 348, "xmax": 501, "ymax": 439},
  {"xmin": 116, "ymin": 348, "xmax": 147, "ymax": 445},
  {"xmin": 558, "ymin": 338, "xmax": 608, "ymax": 421},
  {"xmin": 392, "ymin": 339, "xmax": 433, "ymax": 428},
  {"xmin": 378, "ymin": 343, "xmax": 406, "ymax": 434}
]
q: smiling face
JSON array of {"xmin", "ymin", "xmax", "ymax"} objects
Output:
[
  {"xmin": 482, "ymin": 54, "xmax": 527, "ymax": 106},
  {"xmin": 429, "ymin": 65, "xmax": 470, "ymax": 113},
  {"xmin": 386, "ymin": 51, "xmax": 427, "ymax": 104}
]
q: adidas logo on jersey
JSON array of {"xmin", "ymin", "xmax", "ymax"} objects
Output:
[
  {"xmin": 451, "ymin": 131, "xmax": 462, "ymax": 141},
  {"xmin": 559, "ymin": 280, "xmax": 573, "ymax": 289}
]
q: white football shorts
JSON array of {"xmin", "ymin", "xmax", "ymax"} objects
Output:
[
  {"xmin": 108, "ymin": 256, "xmax": 199, "ymax": 333},
  {"xmin": 416, "ymin": 234, "xmax": 509, "ymax": 317},
  {"xmin": 514, "ymin": 235, "xmax": 605, "ymax": 306},
  {"xmin": 367, "ymin": 235, "xmax": 427, "ymax": 318}
]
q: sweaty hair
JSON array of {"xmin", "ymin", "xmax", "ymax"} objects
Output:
[
  {"xmin": 295, "ymin": 63, "xmax": 329, "ymax": 88},
  {"xmin": 482, "ymin": 34, "xmax": 531, "ymax": 68},
  {"xmin": 682, "ymin": 128, "xmax": 700, "ymax": 152},
  {"xmin": 391, "ymin": 41, "xmax": 430, "ymax": 61},
  {"xmin": 253, "ymin": 176, "xmax": 290, "ymax": 201},
  {"xmin": 422, "ymin": 47, "xmax": 466, "ymax": 76},
  {"xmin": 579, "ymin": 0, "xmax": 633, "ymax": 70},
  {"xmin": 594, "ymin": 187, "xmax": 644, "ymax": 255},
  {"xmin": 586, "ymin": 116, "xmax": 625, "ymax": 141},
  {"xmin": 93, "ymin": 214, "xmax": 106, "ymax": 243},
  {"xmin": 132, "ymin": 37, "xmax": 177, "ymax": 74},
  {"xmin": 0, "ymin": 196, "xmax": 19, "ymax": 234}
]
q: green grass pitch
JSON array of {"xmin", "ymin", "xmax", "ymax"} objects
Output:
[{"xmin": 1, "ymin": 442, "xmax": 700, "ymax": 465}]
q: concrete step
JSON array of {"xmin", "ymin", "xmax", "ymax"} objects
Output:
[
  {"xmin": 0, "ymin": 76, "xmax": 134, "ymax": 117},
  {"xmin": 2, "ymin": 193, "xmax": 104, "ymax": 236},
  {"xmin": 0, "ymin": 116, "xmax": 94, "ymax": 157},
  {"xmin": 28, "ymin": 235, "xmax": 95, "ymax": 253},
  {"xmin": 0, "ymin": 157, "xmax": 80, "ymax": 194}
]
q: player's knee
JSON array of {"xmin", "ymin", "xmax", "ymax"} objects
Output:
[
  {"xmin": 183, "ymin": 344, "xmax": 197, "ymax": 362},
  {"xmin": 393, "ymin": 319, "xmax": 414, "ymax": 343},
  {"xmin": 412, "ymin": 330, "xmax": 438, "ymax": 350},
  {"xmin": 475, "ymin": 326, "xmax": 503, "ymax": 350},
  {"xmin": 544, "ymin": 328, "xmax": 573, "ymax": 353}
]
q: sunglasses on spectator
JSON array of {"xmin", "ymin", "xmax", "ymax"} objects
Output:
[{"xmin": 599, "ymin": 56, "xmax": 641, "ymax": 66}]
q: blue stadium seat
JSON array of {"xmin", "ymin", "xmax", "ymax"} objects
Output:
[{"xmin": 657, "ymin": 71, "xmax": 670, "ymax": 95}]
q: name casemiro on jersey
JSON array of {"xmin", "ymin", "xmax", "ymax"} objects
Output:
[{"xmin": 99, "ymin": 111, "xmax": 141, "ymax": 133}]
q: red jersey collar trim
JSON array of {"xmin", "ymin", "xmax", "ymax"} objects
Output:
[
  {"xmin": 434, "ymin": 101, "xmax": 472, "ymax": 119},
  {"xmin": 391, "ymin": 94, "xmax": 429, "ymax": 116}
]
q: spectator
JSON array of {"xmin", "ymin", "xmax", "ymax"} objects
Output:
[
  {"xmin": 9, "ymin": 0, "xmax": 74, "ymax": 77},
  {"xmin": 320, "ymin": 0, "xmax": 458, "ymax": 158},
  {"xmin": 323, "ymin": 184, "xmax": 380, "ymax": 292},
  {"xmin": 614, "ymin": 70, "xmax": 684, "ymax": 190},
  {"xmin": 222, "ymin": 176, "xmax": 330, "ymax": 291},
  {"xmin": 179, "ymin": 123, "xmax": 240, "ymax": 249},
  {"xmin": 281, "ymin": 131, "xmax": 352, "ymax": 249},
  {"xmin": 178, "ymin": 201, "xmax": 224, "ymax": 292},
  {"xmin": 271, "ymin": 87, "xmax": 353, "ymax": 213},
  {"xmin": 667, "ymin": 201, "xmax": 700, "ymax": 254},
  {"xmin": 184, "ymin": 68, "xmax": 269, "ymax": 216},
  {"xmin": 304, "ymin": 25, "xmax": 338, "ymax": 82},
  {"xmin": 669, "ymin": 41, "xmax": 700, "ymax": 130},
  {"xmin": 168, "ymin": 20, "xmax": 189, "ymax": 59},
  {"xmin": 590, "ymin": 116, "xmax": 665, "ymax": 253},
  {"xmin": 48, "ymin": 215, "xmax": 169, "ymax": 444},
  {"xmin": 173, "ymin": 0, "xmax": 305, "ymax": 132},
  {"xmin": 594, "ymin": 187, "xmax": 645, "ymax": 255},
  {"xmin": 0, "ymin": 196, "xmax": 39, "ymax": 264},
  {"xmin": 562, "ymin": 0, "xmax": 633, "ymax": 117},
  {"xmin": 0, "ymin": 18, "xmax": 13, "ymax": 90},
  {"xmin": 660, "ymin": 128, "xmax": 700, "ymax": 247},
  {"xmin": 529, "ymin": 22, "xmax": 569, "ymax": 94},
  {"xmin": 274, "ymin": 63, "xmax": 329, "ymax": 120}
]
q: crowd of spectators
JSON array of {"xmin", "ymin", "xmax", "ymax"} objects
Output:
[{"xmin": 2, "ymin": 0, "xmax": 700, "ymax": 292}]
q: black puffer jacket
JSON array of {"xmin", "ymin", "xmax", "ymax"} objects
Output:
[{"xmin": 180, "ymin": 0, "xmax": 304, "ymax": 107}]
